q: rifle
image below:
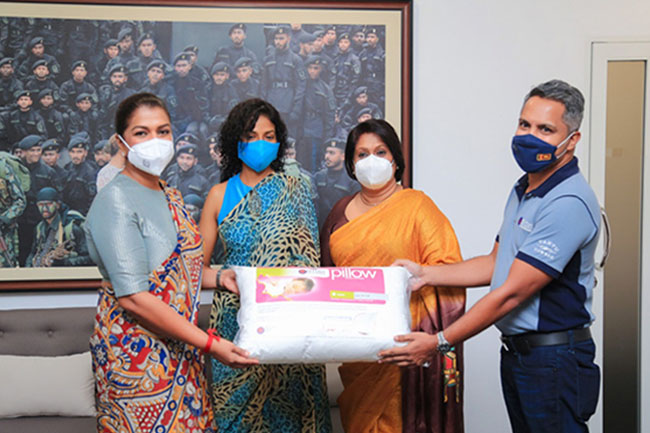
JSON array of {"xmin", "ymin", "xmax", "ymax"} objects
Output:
[{"xmin": 0, "ymin": 233, "xmax": 14, "ymax": 266}]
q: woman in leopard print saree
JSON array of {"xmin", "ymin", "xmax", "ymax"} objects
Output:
[{"xmin": 199, "ymin": 99, "xmax": 331, "ymax": 433}]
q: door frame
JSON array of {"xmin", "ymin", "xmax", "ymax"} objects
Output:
[{"xmin": 590, "ymin": 41, "xmax": 650, "ymax": 433}]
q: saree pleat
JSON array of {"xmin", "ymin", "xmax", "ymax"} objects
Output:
[
  {"xmin": 209, "ymin": 173, "xmax": 331, "ymax": 433},
  {"xmin": 90, "ymin": 185, "xmax": 214, "ymax": 433},
  {"xmin": 326, "ymin": 189, "xmax": 466, "ymax": 433}
]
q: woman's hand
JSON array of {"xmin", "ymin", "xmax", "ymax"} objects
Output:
[
  {"xmin": 219, "ymin": 269, "xmax": 239, "ymax": 295},
  {"xmin": 392, "ymin": 259, "xmax": 427, "ymax": 291},
  {"xmin": 209, "ymin": 338, "xmax": 259, "ymax": 368},
  {"xmin": 377, "ymin": 332, "xmax": 437, "ymax": 367}
]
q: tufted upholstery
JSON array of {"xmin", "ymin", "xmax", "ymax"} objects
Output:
[{"xmin": 0, "ymin": 307, "xmax": 344, "ymax": 432}]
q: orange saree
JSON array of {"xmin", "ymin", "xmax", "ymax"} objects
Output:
[{"xmin": 321, "ymin": 189, "xmax": 466, "ymax": 433}]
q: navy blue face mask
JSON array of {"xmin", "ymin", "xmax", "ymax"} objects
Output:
[
  {"xmin": 238, "ymin": 139, "xmax": 280, "ymax": 173},
  {"xmin": 511, "ymin": 132, "xmax": 574, "ymax": 173}
]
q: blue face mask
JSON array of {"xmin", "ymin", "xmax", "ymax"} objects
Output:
[
  {"xmin": 511, "ymin": 132, "xmax": 574, "ymax": 173},
  {"xmin": 238, "ymin": 139, "xmax": 280, "ymax": 173}
]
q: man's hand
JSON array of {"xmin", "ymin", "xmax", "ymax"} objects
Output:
[
  {"xmin": 378, "ymin": 332, "xmax": 438, "ymax": 367},
  {"xmin": 392, "ymin": 259, "xmax": 427, "ymax": 291}
]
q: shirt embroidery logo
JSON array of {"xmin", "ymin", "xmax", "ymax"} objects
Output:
[
  {"xmin": 517, "ymin": 217, "xmax": 533, "ymax": 232},
  {"xmin": 534, "ymin": 239, "xmax": 559, "ymax": 260}
]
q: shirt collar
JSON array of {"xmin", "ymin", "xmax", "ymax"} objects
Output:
[{"xmin": 515, "ymin": 157, "xmax": 580, "ymax": 200}]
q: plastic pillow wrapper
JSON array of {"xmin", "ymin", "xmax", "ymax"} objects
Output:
[{"xmin": 233, "ymin": 266, "xmax": 412, "ymax": 363}]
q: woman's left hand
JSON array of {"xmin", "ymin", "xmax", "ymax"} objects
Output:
[
  {"xmin": 220, "ymin": 269, "xmax": 239, "ymax": 295},
  {"xmin": 378, "ymin": 332, "xmax": 437, "ymax": 367}
]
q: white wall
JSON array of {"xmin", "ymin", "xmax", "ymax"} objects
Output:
[
  {"xmin": 3, "ymin": 1, "xmax": 650, "ymax": 431},
  {"xmin": 412, "ymin": 1, "xmax": 650, "ymax": 432}
]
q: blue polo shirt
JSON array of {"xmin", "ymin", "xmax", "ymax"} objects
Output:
[{"xmin": 492, "ymin": 158, "xmax": 600, "ymax": 336}]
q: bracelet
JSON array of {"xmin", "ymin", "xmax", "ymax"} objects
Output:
[
  {"xmin": 215, "ymin": 265, "xmax": 230, "ymax": 290},
  {"xmin": 216, "ymin": 268, "xmax": 223, "ymax": 289},
  {"xmin": 202, "ymin": 328, "xmax": 220, "ymax": 354}
]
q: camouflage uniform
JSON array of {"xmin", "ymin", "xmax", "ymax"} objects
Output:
[
  {"xmin": 26, "ymin": 187, "xmax": 90, "ymax": 267},
  {"xmin": 0, "ymin": 152, "xmax": 27, "ymax": 267}
]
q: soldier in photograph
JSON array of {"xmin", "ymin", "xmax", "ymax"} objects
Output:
[
  {"xmin": 300, "ymin": 55, "xmax": 336, "ymax": 172},
  {"xmin": 0, "ymin": 57, "xmax": 23, "ymax": 113},
  {"xmin": 314, "ymin": 137, "xmax": 360, "ymax": 228},
  {"xmin": 92, "ymin": 139, "xmax": 111, "ymax": 169},
  {"xmin": 24, "ymin": 59, "xmax": 60, "ymax": 101},
  {"xmin": 127, "ymin": 32, "xmax": 162, "ymax": 88},
  {"xmin": 298, "ymin": 32, "xmax": 316, "ymax": 62},
  {"xmin": 64, "ymin": 19, "xmax": 98, "ymax": 71},
  {"xmin": 26, "ymin": 186, "xmax": 90, "ymax": 267},
  {"xmin": 261, "ymin": 25, "xmax": 306, "ymax": 136},
  {"xmin": 183, "ymin": 45, "xmax": 212, "ymax": 89},
  {"xmin": 204, "ymin": 133, "xmax": 222, "ymax": 186},
  {"xmin": 350, "ymin": 25, "xmax": 366, "ymax": 56},
  {"xmin": 36, "ymin": 88, "xmax": 69, "ymax": 145},
  {"xmin": 322, "ymin": 25, "xmax": 338, "ymax": 59},
  {"xmin": 165, "ymin": 143, "xmax": 209, "ymax": 199},
  {"xmin": 208, "ymin": 61, "xmax": 238, "ymax": 123},
  {"xmin": 311, "ymin": 30, "xmax": 336, "ymax": 89},
  {"xmin": 170, "ymin": 52, "xmax": 209, "ymax": 136},
  {"xmin": 0, "ymin": 151, "xmax": 27, "ymax": 268},
  {"xmin": 17, "ymin": 36, "xmax": 61, "ymax": 81},
  {"xmin": 91, "ymin": 39, "xmax": 119, "ymax": 85},
  {"xmin": 59, "ymin": 60, "xmax": 97, "ymax": 114},
  {"xmin": 62, "ymin": 132, "xmax": 97, "ymax": 216},
  {"xmin": 31, "ymin": 18, "xmax": 65, "ymax": 60},
  {"xmin": 0, "ymin": 17, "xmax": 32, "ymax": 58},
  {"xmin": 0, "ymin": 90, "xmax": 47, "ymax": 150},
  {"xmin": 98, "ymin": 64, "xmax": 135, "ymax": 138},
  {"xmin": 40, "ymin": 138, "xmax": 67, "ymax": 186},
  {"xmin": 289, "ymin": 23, "xmax": 309, "ymax": 54},
  {"xmin": 283, "ymin": 136, "xmax": 318, "ymax": 205},
  {"xmin": 140, "ymin": 59, "xmax": 177, "ymax": 119},
  {"xmin": 214, "ymin": 23, "xmax": 258, "ymax": 72},
  {"xmin": 340, "ymin": 85, "xmax": 383, "ymax": 131},
  {"xmin": 359, "ymin": 26, "xmax": 385, "ymax": 109},
  {"xmin": 232, "ymin": 57, "xmax": 259, "ymax": 103},
  {"xmin": 69, "ymin": 93, "xmax": 99, "ymax": 144},
  {"xmin": 102, "ymin": 28, "xmax": 137, "ymax": 83},
  {"xmin": 162, "ymin": 132, "xmax": 204, "ymax": 181},
  {"xmin": 16, "ymin": 134, "xmax": 58, "ymax": 265},
  {"xmin": 183, "ymin": 193, "xmax": 204, "ymax": 224},
  {"xmin": 333, "ymin": 32, "xmax": 361, "ymax": 110}
]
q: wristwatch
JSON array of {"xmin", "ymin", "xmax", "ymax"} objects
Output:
[{"xmin": 436, "ymin": 331, "xmax": 452, "ymax": 354}]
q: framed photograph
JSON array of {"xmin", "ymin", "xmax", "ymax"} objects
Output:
[{"xmin": 0, "ymin": 0, "xmax": 412, "ymax": 290}]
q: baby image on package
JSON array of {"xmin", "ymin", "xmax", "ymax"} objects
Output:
[{"xmin": 233, "ymin": 266, "xmax": 412, "ymax": 363}]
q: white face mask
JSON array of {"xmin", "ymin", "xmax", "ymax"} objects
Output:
[
  {"xmin": 354, "ymin": 154, "xmax": 394, "ymax": 189},
  {"xmin": 118, "ymin": 134, "xmax": 174, "ymax": 177}
]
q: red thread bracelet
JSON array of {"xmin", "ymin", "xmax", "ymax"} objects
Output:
[{"xmin": 202, "ymin": 329, "xmax": 221, "ymax": 354}]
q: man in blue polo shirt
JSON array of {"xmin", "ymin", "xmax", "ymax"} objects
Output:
[{"xmin": 381, "ymin": 79, "xmax": 601, "ymax": 433}]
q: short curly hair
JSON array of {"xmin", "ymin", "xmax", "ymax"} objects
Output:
[{"xmin": 219, "ymin": 98, "xmax": 288, "ymax": 181}]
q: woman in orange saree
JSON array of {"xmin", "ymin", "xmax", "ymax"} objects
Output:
[{"xmin": 320, "ymin": 119, "xmax": 466, "ymax": 433}]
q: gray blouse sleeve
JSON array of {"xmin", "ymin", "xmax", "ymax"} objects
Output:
[{"xmin": 86, "ymin": 185, "xmax": 150, "ymax": 297}]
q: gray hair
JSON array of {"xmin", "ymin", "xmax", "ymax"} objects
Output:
[{"xmin": 523, "ymin": 79, "xmax": 585, "ymax": 132}]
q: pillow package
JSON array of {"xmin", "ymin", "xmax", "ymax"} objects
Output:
[{"xmin": 233, "ymin": 266, "xmax": 412, "ymax": 363}]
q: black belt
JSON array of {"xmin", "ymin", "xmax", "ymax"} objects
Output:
[{"xmin": 501, "ymin": 327, "xmax": 591, "ymax": 355}]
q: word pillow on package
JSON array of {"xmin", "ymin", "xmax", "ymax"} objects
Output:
[{"xmin": 233, "ymin": 266, "xmax": 412, "ymax": 363}]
